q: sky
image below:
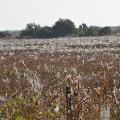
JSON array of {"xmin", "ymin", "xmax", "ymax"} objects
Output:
[{"xmin": 0, "ymin": 0, "xmax": 120, "ymax": 30}]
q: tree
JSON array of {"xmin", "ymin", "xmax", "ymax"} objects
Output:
[
  {"xmin": 98, "ymin": 27, "xmax": 112, "ymax": 36},
  {"xmin": 0, "ymin": 31, "xmax": 11, "ymax": 38},
  {"xmin": 78, "ymin": 24, "xmax": 100, "ymax": 36},
  {"xmin": 78, "ymin": 23, "xmax": 88, "ymax": 36},
  {"xmin": 52, "ymin": 19, "xmax": 76, "ymax": 37},
  {"xmin": 20, "ymin": 23, "xmax": 53, "ymax": 39},
  {"xmin": 0, "ymin": 31, "xmax": 3, "ymax": 37},
  {"xmin": 86, "ymin": 26, "xmax": 101, "ymax": 36},
  {"xmin": 39, "ymin": 26, "xmax": 53, "ymax": 38},
  {"xmin": 20, "ymin": 23, "xmax": 41, "ymax": 38}
]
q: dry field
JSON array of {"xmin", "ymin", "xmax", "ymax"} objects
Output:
[{"xmin": 0, "ymin": 36, "xmax": 120, "ymax": 120}]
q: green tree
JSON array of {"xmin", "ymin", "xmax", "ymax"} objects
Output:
[
  {"xmin": 0, "ymin": 31, "xmax": 11, "ymax": 38},
  {"xmin": 20, "ymin": 23, "xmax": 41, "ymax": 38},
  {"xmin": 39, "ymin": 26, "xmax": 53, "ymax": 38},
  {"xmin": 86, "ymin": 26, "xmax": 101, "ymax": 36},
  {"xmin": 0, "ymin": 31, "xmax": 3, "ymax": 37},
  {"xmin": 78, "ymin": 23, "xmax": 88, "ymax": 36},
  {"xmin": 52, "ymin": 19, "xmax": 76, "ymax": 37},
  {"xmin": 98, "ymin": 27, "xmax": 112, "ymax": 36},
  {"xmin": 78, "ymin": 24, "xmax": 101, "ymax": 36},
  {"xmin": 20, "ymin": 23, "xmax": 53, "ymax": 38}
]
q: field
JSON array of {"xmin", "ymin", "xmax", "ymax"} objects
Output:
[{"xmin": 0, "ymin": 36, "xmax": 120, "ymax": 120}]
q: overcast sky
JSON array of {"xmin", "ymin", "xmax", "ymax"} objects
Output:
[{"xmin": 0, "ymin": 0, "xmax": 120, "ymax": 30}]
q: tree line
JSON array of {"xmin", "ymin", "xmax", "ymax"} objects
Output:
[{"xmin": 0, "ymin": 19, "xmax": 112, "ymax": 39}]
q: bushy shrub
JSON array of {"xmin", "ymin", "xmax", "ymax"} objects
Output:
[{"xmin": 98, "ymin": 27, "xmax": 112, "ymax": 36}]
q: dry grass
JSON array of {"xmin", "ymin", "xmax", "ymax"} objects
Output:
[{"xmin": 0, "ymin": 36, "xmax": 120, "ymax": 119}]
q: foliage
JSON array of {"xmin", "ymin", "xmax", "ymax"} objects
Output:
[
  {"xmin": 20, "ymin": 23, "xmax": 53, "ymax": 39},
  {"xmin": 0, "ymin": 18, "xmax": 116, "ymax": 39},
  {"xmin": 52, "ymin": 18, "xmax": 76, "ymax": 37},
  {"xmin": 98, "ymin": 27, "xmax": 112, "ymax": 36},
  {"xmin": 0, "ymin": 31, "xmax": 11, "ymax": 38},
  {"xmin": 78, "ymin": 23, "xmax": 88, "ymax": 36},
  {"xmin": 77, "ymin": 23, "xmax": 101, "ymax": 36},
  {"xmin": 38, "ymin": 26, "xmax": 53, "ymax": 38},
  {"xmin": 87, "ymin": 26, "xmax": 101, "ymax": 36}
]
